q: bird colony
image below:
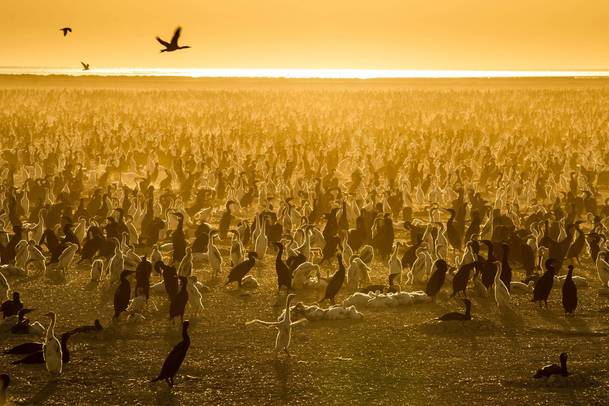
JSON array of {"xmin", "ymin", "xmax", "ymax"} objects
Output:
[{"xmin": 0, "ymin": 81, "xmax": 609, "ymax": 404}]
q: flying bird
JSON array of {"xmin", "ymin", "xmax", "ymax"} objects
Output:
[
  {"xmin": 156, "ymin": 27, "xmax": 190, "ymax": 53},
  {"xmin": 60, "ymin": 27, "xmax": 72, "ymax": 37},
  {"xmin": 81, "ymin": 62, "xmax": 90, "ymax": 71}
]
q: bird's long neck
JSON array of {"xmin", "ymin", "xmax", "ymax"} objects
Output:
[
  {"xmin": 284, "ymin": 298, "xmax": 293, "ymax": 323},
  {"xmin": 182, "ymin": 326, "xmax": 190, "ymax": 343},
  {"xmin": 560, "ymin": 358, "xmax": 568, "ymax": 375},
  {"xmin": 46, "ymin": 316, "xmax": 55, "ymax": 342}
]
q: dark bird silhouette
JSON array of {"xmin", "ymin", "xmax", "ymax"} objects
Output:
[
  {"xmin": 81, "ymin": 62, "xmax": 90, "ymax": 71},
  {"xmin": 113, "ymin": 270, "xmax": 134, "ymax": 319},
  {"xmin": 156, "ymin": 260, "xmax": 179, "ymax": 299},
  {"xmin": 534, "ymin": 353, "xmax": 569, "ymax": 378},
  {"xmin": 10, "ymin": 308, "xmax": 36, "ymax": 334},
  {"xmin": 1, "ymin": 292, "xmax": 23, "ymax": 319},
  {"xmin": 451, "ymin": 261, "xmax": 477, "ymax": 298},
  {"xmin": 274, "ymin": 242, "xmax": 291, "ymax": 292},
  {"xmin": 438, "ymin": 299, "xmax": 472, "ymax": 321},
  {"xmin": 156, "ymin": 27, "xmax": 191, "ymax": 53},
  {"xmin": 3, "ymin": 341, "xmax": 43, "ymax": 355},
  {"xmin": 70, "ymin": 319, "xmax": 103, "ymax": 334},
  {"xmin": 562, "ymin": 265, "xmax": 578, "ymax": 314},
  {"xmin": 136, "ymin": 256, "xmax": 153, "ymax": 300},
  {"xmin": 151, "ymin": 320, "xmax": 190, "ymax": 388},
  {"xmin": 60, "ymin": 27, "xmax": 72, "ymax": 36},
  {"xmin": 225, "ymin": 251, "xmax": 258, "ymax": 288},
  {"xmin": 169, "ymin": 276, "xmax": 188, "ymax": 323},
  {"xmin": 11, "ymin": 332, "xmax": 73, "ymax": 364},
  {"xmin": 532, "ymin": 258, "xmax": 556, "ymax": 308},
  {"xmin": 425, "ymin": 259, "xmax": 448, "ymax": 302},
  {"xmin": 319, "ymin": 254, "xmax": 346, "ymax": 304}
]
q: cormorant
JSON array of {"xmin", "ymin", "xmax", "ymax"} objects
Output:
[
  {"xmin": 438, "ymin": 299, "xmax": 472, "ymax": 321},
  {"xmin": 156, "ymin": 27, "xmax": 191, "ymax": 53},
  {"xmin": 225, "ymin": 251, "xmax": 258, "ymax": 288},
  {"xmin": 151, "ymin": 321, "xmax": 190, "ymax": 388}
]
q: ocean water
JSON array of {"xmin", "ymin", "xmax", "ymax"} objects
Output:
[{"xmin": 1, "ymin": 67, "xmax": 609, "ymax": 79}]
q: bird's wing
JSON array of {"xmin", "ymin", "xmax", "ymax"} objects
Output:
[
  {"xmin": 245, "ymin": 319, "xmax": 279, "ymax": 328},
  {"xmin": 156, "ymin": 37, "xmax": 171, "ymax": 48},
  {"xmin": 170, "ymin": 27, "xmax": 182, "ymax": 46},
  {"xmin": 80, "ymin": 62, "xmax": 87, "ymax": 69}
]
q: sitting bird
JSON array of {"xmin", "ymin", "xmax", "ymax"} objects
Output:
[
  {"xmin": 534, "ymin": 353, "xmax": 569, "ymax": 378},
  {"xmin": 438, "ymin": 299, "xmax": 472, "ymax": 321}
]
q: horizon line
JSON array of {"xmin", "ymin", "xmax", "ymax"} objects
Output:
[{"xmin": 2, "ymin": 67, "xmax": 609, "ymax": 79}]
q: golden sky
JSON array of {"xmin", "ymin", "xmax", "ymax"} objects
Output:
[{"xmin": 4, "ymin": 0, "xmax": 609, "ymax": 70}]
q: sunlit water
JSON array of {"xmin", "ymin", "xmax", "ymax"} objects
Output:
[{"xmin": 1, "ymin": 67, "xmax": 609, "ymax": 79}]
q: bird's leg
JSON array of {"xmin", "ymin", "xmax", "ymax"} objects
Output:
[{"xmin": 284, "ymin": 348, "xmax": 291, "ymax": 357}]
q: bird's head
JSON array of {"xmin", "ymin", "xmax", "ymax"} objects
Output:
[
  {"xmin": 44, "ymin": 311, "xmax": 56, "ymax": 319},
  {"xmin": 559, "ymin": 352, "xmax": 568, "ymax": 363}
]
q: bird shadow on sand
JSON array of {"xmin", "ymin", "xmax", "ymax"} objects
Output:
[
  {"xmin": 497, "ymin": 307, "xmax": 525, "ymax": 329},
  {"xmin": 415, "ymin": 318, "xmax": 498, "ymax": 337},
  {"xmin": 272, "ymin": 357, "xmax": 292, "ymax": 403},
  {"xmin": 153, "ymin": 385, "xmax": 180, "ymax": 406},
  {"xmin": 29, "ymin": 381, "xmax": 58, "ymax": 404},
  {"xmin": 563, "ymin": 315, "xmax": 593, "ymax": 334}
]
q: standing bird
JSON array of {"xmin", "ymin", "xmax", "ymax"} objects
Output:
[
  {"xmin": 451, "ymin": 261, "xmax": 477, "ymax": 298},
  {"xmin": 532, "ymin": 259, "xmax": 557, "ymax": 308},
  {"xmin": 274, "ymin": 242, "xmax": 291, "ymax": 292},
  {"xmin": 43, "ymin": 312, "xmax": 63, "ymax": 378},
  {"xmin": 113, "ymin": 270, "xmax": 134, "ymax": 319},
  {"xmin": 493, "ymin": 262, "xmax": 511, "ymax": 310},
  {"xmin": 59, "ymin": 27, "xmax": 72, "ymax": 36},
  {"xmin": 151, "ymin": 321, "xmax": 190, "ymax": 388},
  {"xmin": 425, "ymin": 259, "xmax": 448, "ymax": 302},
  {"xmin": 225, "ymin": 252, "xmax": 258, "ymax": 288},
  {"xmin": 246, "ymin": 293, "xmax": 306, "ymax": 357},
  {"xmin": 207, "ymin": 230, "xmax": 222, "ymax": 279},
  {"xmin": 534, "ymin": 353, "xmax": 569, "ymax": 378},
  {"xmin": 156, "ymin": 27, "xmax": 191, "ymax": 53},
  {"xmin": 438, "ymin": 299, "xmax": 472, "ymax": 321},
  {"xmin": 500, "ymin": 243, "xmax": 512, "ymax": 292},
  {"xmin": 319, "ymin": 254, "xmax": 346, "ymax": 304},
  {"xmin": 80, "ymin": 62, "xmax": 90, "ymax": 71},
  {"xmin": 169, "ymin": 277, "xmax": 188, "ymax": 323},
  {"xmin": 562, "ymin": 265, "xmax": 578, "ymax": 315}
]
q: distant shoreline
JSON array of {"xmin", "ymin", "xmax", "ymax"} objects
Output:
[{"xmin": 2, "ymin": 74, "xmax": 609, "ymax": 89}]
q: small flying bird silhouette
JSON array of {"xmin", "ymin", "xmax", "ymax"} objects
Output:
[
  {"xmin": 156, "ymin": 27, "xmax": 190, "ymax": 53},
  {"xmin": 60, "ymin": 27, "xmax": 72, "ymax": 37},
  {"xmin": 81, "ymin": 62, "xmax": 90, "ymax": 71}
]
